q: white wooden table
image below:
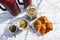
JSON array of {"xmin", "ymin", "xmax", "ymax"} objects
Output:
[{"xmin": 0, "ymin": 0, "xmax": 60, "ymax": 40}]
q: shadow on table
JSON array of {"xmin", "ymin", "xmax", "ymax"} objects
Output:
[
  {"xmin": 0, "ymin": 19, "xmax": 22, "ymax": 40},
  {"xmin": 0, "ymin": 5, "xmax": 26, "ymax": 40},
  {"xmin": 28, "ymin": 25, "xmax": 42, "ymax": 37},
  {"xmin": 24, "ymin": 25, "xmax": 42, "ymax": 40},
  {"xmin": 0, "ymin": 11, "xmax": 14, "ymax": 24},
  {"xmin": 0, "ymin": 6, "xmax": 26, "ymax": 24},
  {"xmin": 24, "ymin": 30, "xmax": 29, "ymax": 40},
  {"xmin": 0, "ymin": 19, "xmax": 13, "ymax": 40}
]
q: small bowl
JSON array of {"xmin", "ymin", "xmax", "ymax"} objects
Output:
[
  {"xmin": 8, "ymin": 24, "xmax": 17, "ymax": 34},
  {"xmin": 13, "ymin": 18, "xmax": 29, "ymax": 30},
  {"xmin": 26, "ymin": 5, "xmax": 38, "ymax": 20},
  {"xmin": 17, "ymin": 18, "xmax": 29, "ymax": 30}
]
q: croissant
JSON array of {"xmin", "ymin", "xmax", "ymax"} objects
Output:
[
  {"xmin": 39, "ymin": 16, "xmax": 49, "ymax": 24},
  {"xmin": 46, "ymin": 22, "xmax": 53, "ymax": 30},
  {"xmin": 34, "ymin": 16, "xmax": 53, "ymax": 35},
  {"xmin": 35, "ymin": 25, "xmax": 41, "ymax": 32},
  {"xmin": 35, "ymin": 19, "xmax": 41, "ymax": 25},
  {"xmin": 40, "ymin": 24, "xmax": 46, "ymax": 35},
  {"xmin": 35, "ymin": 20, "xmax": 41, "ymax": 32}
]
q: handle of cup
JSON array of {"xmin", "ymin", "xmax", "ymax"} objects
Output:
[
  {"xmin": 0, "ymin": 5, "xmax": 7, "ymax": 11},
  {"xmin": 17, "ymin": 0, "xmax": 24, "ymax": 5}
]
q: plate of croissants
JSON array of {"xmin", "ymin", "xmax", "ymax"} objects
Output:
[{"xmin": 31, "ymin": 16, "xmax": 53, "ymax": 35}]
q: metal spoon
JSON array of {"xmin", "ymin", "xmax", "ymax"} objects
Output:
[{"xmin": 14, "ymin": 32, "xmax": 16, "ymax": 37}]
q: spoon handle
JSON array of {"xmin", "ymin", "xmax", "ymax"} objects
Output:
[{"xmin": 14, "ymin": 33, "xmax": 16, "ymax": 37}]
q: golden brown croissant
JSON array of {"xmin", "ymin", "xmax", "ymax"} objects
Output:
[
  {"xmin": 39, "ymin": 16, "xmax": 49, "ymax": 24},
  {"xmin": 35, "ymin": 19, "xmax": 41, "ymax": 25},
  {"xmin": 35, "ymin": 20, "xmax": 41, "ymax": 32},
  {"xmin": 35, "ymin": 25, "xmax": 41, "ymax": 32},
  {"xmin": 46, "ymin": 22, "xmax": 53, "ymax": 30},
  {"xmin": 40, "ymin": 24, "xmax": 46, "ymax": 35},
  {"xmin": 34, "ymin": 16, "xmax": 53, "ymax": 35}
]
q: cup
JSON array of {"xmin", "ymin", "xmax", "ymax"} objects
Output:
[
  {"xmin": 26, "ymin": 5, "xmax": 38, "ymax": 20},
  {"xmin": 12, "ymin": 18, "xmax": 29, "ymax": 30},
  {"xmin": 17, "ymin": 18, "xmax": 29, "ymax": 30}
]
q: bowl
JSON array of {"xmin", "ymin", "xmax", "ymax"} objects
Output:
[
  {"xmin": 13, "ymin": 18, "xmax": 29, "ymax": 30},
  {"xmin": 8, "ymin": 24, "xmax": 17, "ymax": 34}
]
